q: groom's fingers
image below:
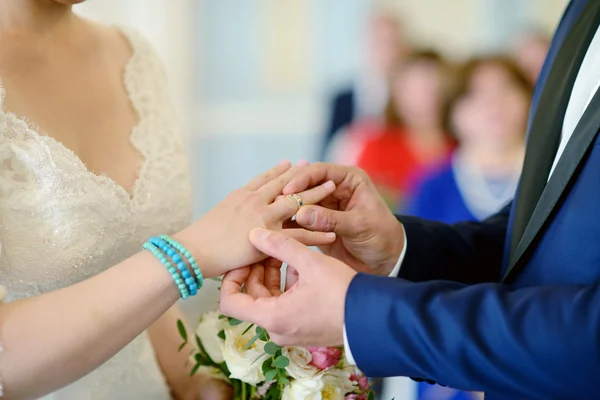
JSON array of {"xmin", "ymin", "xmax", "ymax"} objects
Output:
[
  {"xmin": 295, "ymin": 205, "xmax": 355, "ymax": 235},
  {"xmin": 243, "ymin": 161, "xmax": 291, "ymax": 191},
  {"xmin": 249, "ymin": 229, "xmax": 322, "ymax": 274}
]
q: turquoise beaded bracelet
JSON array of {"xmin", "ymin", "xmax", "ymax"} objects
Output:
[
  {"xmin": 160, "ymin": 234, "xmax": 204, "ymax": 291},
  {"xmin": 143, "ymin": 241, "xmax": 190, "ymax": 299},
  {"xmin": 148, "ymin": 237, "xmax": 198, "ymax": 297}
]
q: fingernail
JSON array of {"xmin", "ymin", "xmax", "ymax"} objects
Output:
[
  {"xmin": 279, "ymin": 160, "xmax": 291, "ymax": 166},
  {"xmin": 253, "ymin": 228, "xmax": 271, "ymax": 242},
  {"xmin": 307, "ymin": 209, "xmax": 317, "ymax": 226},
  {"xmin": 323, "ymin": 180, "xmax": 334, "ymax": 189},
  {"xmin": 326, "ymin": 232, "xmax": 336, "ymax": 239}
]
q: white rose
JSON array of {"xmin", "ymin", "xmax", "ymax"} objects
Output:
[
  {"xmin": 321, "ymin": 369, "xmax": 355, "ymax": 399},
  {"xmin": 196, "ymin": 311, "xmax": 227, "ymax": 363},
  {"xmin": 282, "ymin": 346, "xmax": 319, "ymax": 379},
  {"xmin": 282, "ymin": 375, "xmax": 324, "ymax": 400},
  {"xmin": 282, "ymin": 370, "xmax": 354, "ymax": 400},
  {"xmin": 222, "ymin": 322, "xmax": 268, "ymax": 385}
]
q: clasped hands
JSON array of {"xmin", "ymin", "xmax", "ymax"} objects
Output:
[{"xmin": 215, "ymin": 161, "xmax": 405, "ymax": 348}]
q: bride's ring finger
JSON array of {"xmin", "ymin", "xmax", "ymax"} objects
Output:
[{"xmin": 271, "ymin": 180, "xmax": 335, "ymax": 220}]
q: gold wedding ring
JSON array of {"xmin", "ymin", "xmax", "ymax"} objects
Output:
[{"xmin": 287, "ymin": 193, "xmax": 303, "ymax": 208}]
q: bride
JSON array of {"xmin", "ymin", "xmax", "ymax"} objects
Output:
[{"xmin": 0, "ymin": 0, "xmax": 336, "ymax": 399}]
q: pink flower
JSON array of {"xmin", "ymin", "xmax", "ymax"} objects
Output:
[
  {"xmin": 345, "ymin": 394, "xmax": 366, "ymax": 400},
  {"xmin": 358, "ymin": 376, "xmax": 369, "ymax": 390},
  {"xmin": 306, "ymin": 346, "xmax": 342, "ymax": 370},
  {"xmin": 350, "ymin": 373, "xmax": 370, "ymax": 390}
]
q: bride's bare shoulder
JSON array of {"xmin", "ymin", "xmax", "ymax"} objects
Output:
[{"xmin": 78, "ymin": 17, "xmax": 134, "ymax": 62}]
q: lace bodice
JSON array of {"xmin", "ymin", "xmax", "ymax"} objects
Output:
[{"xmin": 0, "ymin": 29, "xmax": 193, "ymax": 399}]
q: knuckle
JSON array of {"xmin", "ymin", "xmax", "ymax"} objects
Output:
[
  {"xmin": 219, "ymin": 301, "xmax": 232, "ymax": 317},
  {"xmin": 321, "ymin": 214, "xmax": 337, "ymax": 231}
]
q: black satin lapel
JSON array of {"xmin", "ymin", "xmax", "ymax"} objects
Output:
[
  {"xmin": 508, "ymin": 0, "xmax": 600, "ymax": 270},
  {"xmin": 504, "ymin": 90, "xmax": 600, "ymax": 282}
]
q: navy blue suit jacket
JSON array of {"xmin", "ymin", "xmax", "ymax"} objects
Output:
[{"xmin": 345, "ymin": 1, "xmax": 600, "ymax": 399}]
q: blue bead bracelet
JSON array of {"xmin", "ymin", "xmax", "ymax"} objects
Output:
[
  {"xmin": 148, "ymin": 237, "xmax": 199, "ymax": 297},
  {"xmin": 143, "ymin": 241, "xmax": 190, "ymax": 299},
  {"xmin": 160, "ymin": 235, "xmax": 204, "ymax": 291}
]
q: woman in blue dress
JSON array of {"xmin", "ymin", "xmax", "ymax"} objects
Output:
[{"xmin": 409, "ymin": 55, "xmax": 532, "ymax": 224}]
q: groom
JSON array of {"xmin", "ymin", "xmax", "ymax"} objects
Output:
[{"xmin": 222, "ymin": 0, "xmax": 600, "ymax": 398}]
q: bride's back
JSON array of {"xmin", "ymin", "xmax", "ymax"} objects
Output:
[{"xmin": 0, "ymin": 17, "xmax": 192, "ymax": 399}]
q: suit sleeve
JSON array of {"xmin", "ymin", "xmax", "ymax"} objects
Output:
[
  {"xmin": 396, "ymin": 203, "xmax": 511, "ymax": 284},
  {"xmin": 345, "ymin": 273, "xmax": 600, "ymax": 400}
]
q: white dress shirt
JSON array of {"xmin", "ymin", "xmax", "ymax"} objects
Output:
[{"xmin": 343, "ymin": 25, "xmax": 600, "ymax": 366}]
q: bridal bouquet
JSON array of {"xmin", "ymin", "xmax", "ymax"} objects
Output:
[{"xmin": 177, "ymin": 311, "xmax": 374, "ymax": 400}]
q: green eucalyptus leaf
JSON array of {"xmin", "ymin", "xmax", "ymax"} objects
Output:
[
  {"xmin": 367, "ymin": 391, "xmax": 375, "ymax": 400},
  {"xmin": 264, "ymin": 342, "xmax": 280, "ymax": 355},
  {"xmin": 177, "ymin": 319, "xmax": 188, "ymax": 342},
  {"xmin": 218, "ymin": 314, "xmax": 227, "ymax": 320},
  {"xmin": 261, "ymin": 358, "xmax": 273, "ymax": 374},
  {"xmin": 264, "ymin": 369, "xmax": 278, "ymax": 382},
  {"xmin": 244, "ymin": 331, "xmax": 262, "ymax": 350},
  {"xmin": 278, "ymin": 374, "xmax": 290, "ymax": 385},
  {"xmin": 217, "ymin": 330, "xmax": 226, "ymax": 340},
  {"xmin": 273, "ymin": 355, "xmax": 289, "ymax": 369},
  {"xmin": 242, "ymin": 323, "xmax": 255, "ymax": 336},
  {"xmin": 177, "ymin": 342, "xmax": 186, "ymax": 352},
  {"xmin": 229, "ymin": 318, "xmax": 243, "ymax": 326},
  {"xmin": 251, "ymin": 352, "xmax": 267, "ymax": 366},
  {"xmin": 190, "ymin": 362, "xmax": 201, "ymax": 376}
]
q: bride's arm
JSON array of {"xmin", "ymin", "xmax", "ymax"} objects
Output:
[
  {"xmin": 0, "ymin": 162, "xmax": 336, "ymax": 399},
  {"xmin": 0, "ymin": 251, "xmax": 182, "ymax": 400}
]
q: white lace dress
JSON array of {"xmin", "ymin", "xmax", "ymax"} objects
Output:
[{"xmin": 0, "ymin": 29, "xmax": 193, "ymax": 399}]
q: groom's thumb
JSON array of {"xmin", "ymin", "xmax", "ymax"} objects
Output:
[
  {"xmin": 249, "ymin": 229, "xmax": 316, "ymax": 273},
  {"xmin": 296, "ymin": 206, "xmax": 353, "ymax": 235}
]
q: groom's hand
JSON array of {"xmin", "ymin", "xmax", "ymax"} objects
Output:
[
  {"xmin": 220, "ymin": 229, "xmax": 356, "ymax": 346},
  {"xmin": 283, "ymin": 163, "xmax": 404, "ymax": 276}
]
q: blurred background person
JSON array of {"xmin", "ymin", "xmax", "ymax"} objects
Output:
[
  {"xmin": 407, "ymin": 56, "xmax": 531, "ymax": 225},
  {"xmin": 327, "ymin": 50, "xmax": 456, "ymax": 210},
  {"xmin": 383, "ymin": 54, "xmax": 531, "ymax": 400},
  {"xmin": 511, "ymin": 26, "xmax": 551, "ymax": 84},
  {"xmin": 320, "ymin": 10, "xmax": 410, "ymax": 160}
]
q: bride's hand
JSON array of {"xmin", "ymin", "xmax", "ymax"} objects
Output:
[{"xmin": 173, "ymin": 161, "xmax": 336, "ymax": 279}]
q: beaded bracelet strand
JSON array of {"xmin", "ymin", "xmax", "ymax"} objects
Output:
[
  {"xmin": 148, "ymin": 237, "xmax": 199, "ymax": 297},
  {"xmin": 143, "ymin": 241, "xmax": 190, "ymax": 299},
  {"xmin": 160, "ymin": 234, "xmax": 204, "ymax": 290}
]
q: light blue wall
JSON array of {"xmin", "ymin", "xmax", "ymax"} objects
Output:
[
  {"xmin": 191, "ymin": 0, "xmax": 368, "ymax": 215},
  {"xmin": 190, "ymin": 134, "xmax": 315, "ymax": 216}
]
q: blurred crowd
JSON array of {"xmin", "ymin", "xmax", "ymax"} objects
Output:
[{"xmin": 320, "ymin": 10, "xmax": 549, "ymax": 400}]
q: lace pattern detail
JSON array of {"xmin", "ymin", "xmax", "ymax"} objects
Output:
[{"xmin": 0, "ymin": 28, "xmax": 192, "ymax": 399}]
